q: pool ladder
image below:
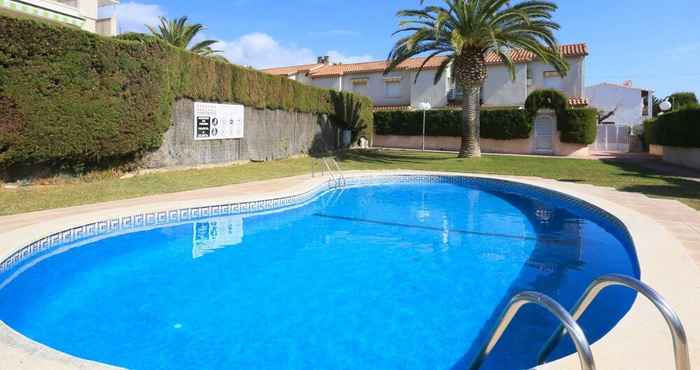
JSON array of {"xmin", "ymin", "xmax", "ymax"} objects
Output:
[
  {"xmin": 467, "ymin": 274, "xmax": 690, "ymax": 370},
  {"xmin": 311, "ymin": 157, "xmax": 346, "ymax": 188}
]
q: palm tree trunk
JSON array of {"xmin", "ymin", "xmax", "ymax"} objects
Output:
[{"xmin": 458, "ymin": 84, "xmax": 482, "ymax": 158}]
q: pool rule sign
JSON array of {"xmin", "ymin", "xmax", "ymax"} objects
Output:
[{"xmin": 193, "ymin": 102, "xmax": 245, "ymax": 140}]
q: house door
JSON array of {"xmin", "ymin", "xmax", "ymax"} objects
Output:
[{"xmin": 534, "ymin": 115, "xmax": 555, "ymax": 153}]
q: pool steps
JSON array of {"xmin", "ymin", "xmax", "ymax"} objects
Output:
[
  {"xmin": 311, "ymin": 157, "xmax": 346, "ymax": 188},
  {"xmin": 469, "ymin": 274, "xmax": 690, "ymax": 370}
]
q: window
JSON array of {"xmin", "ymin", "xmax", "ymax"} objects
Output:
[
  {"xmin": 543, "ymin": 71, "xmax": 563, "ymax": 90},
  {"xmin": 351, "ymin": 79, "xmax": 369, "ymax": 96},
  {"xmin": 384, "ymin": 77, "xmax": 401, "ymax": 98}
]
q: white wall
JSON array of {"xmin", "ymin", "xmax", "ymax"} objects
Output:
[
  {"xmin": 482, "ymin": 64, "xmax": 528, "ymax": 107},
  {"xmin": 340, "ymin": 71, "xmax": 412, "ymax": 106},
  {"xmin": 409, "ymin": 69, "xmax": 449, "ymax": 108},
  {"xmin": 528, "ymin": 56, "xmax": 585, "ymax": 98},
  {"xmin": 585, "ymin": 84, "xmax": 646, "ymax": 126},
  {"xmin": 299, "ymin": 54, "xmax": 585, "ymax": 109},
  {"xmin": 311, "ymin": 76, "xmax": 342, "ymax": 91}
]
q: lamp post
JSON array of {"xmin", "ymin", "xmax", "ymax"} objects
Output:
[
  {"xmin": 417, "ymin": 102, "xmax": 432, "ymax": 151},
  {"xmin": 659, "ymin": 100, "xmax": 672, "ymax": 113}
]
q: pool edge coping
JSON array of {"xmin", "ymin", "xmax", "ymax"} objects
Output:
[{"xmin": 0, "ymin": 170, "xmax": 698, "ymax": 370}]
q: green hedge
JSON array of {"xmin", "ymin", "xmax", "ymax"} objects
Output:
[
  {"xmin": 525, "ymin": 89, "xmax": 569, "ymax": 121},
  {"xmin": 645, "ymin": 108, "xmax": 700, "ymax": 147},
  {"xmin": 560, "ymin": 108, "xmax": 597, "ymax": 144},
  {"xmin": 0, "ymin": 15, "xmax": 373, "ymax": 172},
  {"xmin": 375, "ymin": 105, "xmax": 594, "ymax": 144},
  {"xmin": 374, "ymin": 109, "xmax": 531, "ymax": 139},
  {"xmin": 644, "ymin": 119, "xmax": 658, "ymax": 146}
]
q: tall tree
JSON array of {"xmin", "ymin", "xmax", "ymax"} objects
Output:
[
  {"xmin": 147, "ymin": 16, "xmax": 224, "ymax": 59},
  {"xmin": 386, "ymin": 0, "xmax": 569, "ymax": 158}
]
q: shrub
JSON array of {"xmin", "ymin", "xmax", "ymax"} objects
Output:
[
  {"xmin": 481, "ymin": 109, "xmax": 531, "ymax": 140},
  {"xmin": 560, "ymin": 108, "xmax": 597, "ymax": 144},
  {"xmin": 0, "ymin": 15, "xmax": 373, "ymax": 173},
  {"xmin": 669, "ymin": 92, "xmax": 698, "ymax": 110},
  {"xmin": 374, "ymin": 109, "xmax": 530, "ymax": 139},
  {"xmin": 644, "ymin": 119, "xmax": 658, "ymax": 145},
  {"xmin": 652, "ymin": 108, "xmax": 700, "ymax": 148},
  {"xmin": 524, "ymin": 89, "xmax": 569, "ymax": 122}
]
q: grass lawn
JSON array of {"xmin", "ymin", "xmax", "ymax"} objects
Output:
[{"xmin": 1, "ymin": 150, "xmax": 699, "ymax": 216}]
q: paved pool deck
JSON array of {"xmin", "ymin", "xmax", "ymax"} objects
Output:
[{"xmin": 0, "ymin": 171, "xmax": 699, "ymax": 370}]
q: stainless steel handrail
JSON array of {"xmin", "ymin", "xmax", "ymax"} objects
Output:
[
  {"xmin": 537, "ymin": 274, "xmax": 690, "ymax": 370},
  {"xmin": 312, "ymin": 157, "xmax": 345, "ymax": 188},
  {"xmin": 329, "ymin": 158, "xmax": 346, "ymax": 187},
  {"xmin": 468, "ymin": 291, "xmax": 596, "ymax": 370}
]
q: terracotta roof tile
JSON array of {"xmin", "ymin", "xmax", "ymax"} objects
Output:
[
  {"xmin": 262, "ymin": 44, "xmax": 588, "ymax": 79},
  {"xmin": 308, "ymin": 57, "xmax": 449, "ymax": 78},
  {"xmin": 485, "ymin": 43, "xmax": 588, "ymax": 65},
  {"xmin": 261, "ymin": 63, "xmax": 324, "ymax": 76},
  {"xmin": 568, "ymin": 97, "xmax": 589, "ymax": 107}
]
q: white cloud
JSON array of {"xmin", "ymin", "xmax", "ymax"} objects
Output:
[
  {"xmin": 104, "ymin": 2, "xmax": 372, "ymax": 69},
  {"xmin": 326, "ymin": 50, "xmax": 374, "ymax": 64},
  {"xmin": 109, "ymin": 2, "xmax": 165, "ymax": 34},
  {"xmin": 218, "ymin": 33, "xmax": 315, "ymax": 68},
  {"xmin": 218, "ymin": 33, "xmax": 374, "ymax": 69}
]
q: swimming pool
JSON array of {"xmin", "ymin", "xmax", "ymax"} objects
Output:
[{"xmin": 0, "ymin": 176, "xmax": 639, "ymax": 370}]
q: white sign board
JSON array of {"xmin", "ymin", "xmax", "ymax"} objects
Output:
[{"xmin": 194, "ymin": 102, "xmax": 244, "ymax": 141}]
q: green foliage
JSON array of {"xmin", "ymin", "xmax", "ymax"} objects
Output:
[
  {"xmin": 525, "ymin": 89, "xmax": 569, "ymax": 124},
  {"xmin": 649, "ymin": 109, "xmax": 700, "ymax": 148},
  {"xmin": 116, "ymin": 32, "xmax": 158, "ymax": 43},
  {"xmin": 560, "ymin": 108, "xmax": 597, "ymax": 144},
  {"xmin": 644, "ymin": 119, "xmax": 658, "ymax": 145},
  {"xmin": 0, "ymin": 15, "xmax": 373, "ymax": 172},
  {"xmin": 669, "ymin": 92, "xmax": 698, "ymax": 110},
  {"xmin": 147, "ymin": 16, "xmax": 221, "ymax": 57},
  {"xmin": 329, "ymin": 92, "xmax": 370, "ymax": 142},
  {"xmin": 375, "ymin": 104, "xmax": 594, "ymax": 145},
  {"xmin": 386, "ymin": 0, "xmax": 569, "ymax": 83},
  {"xmin": 386, "ymin": 0, "xmax": 568, "ymax": 157},
  {"xmin": 374, "ymin": 109, "xmax": 531, "ymax": 139},
  {"xmin": 481, "ymin": 109, "xmax": 532, "ymax": 140}
]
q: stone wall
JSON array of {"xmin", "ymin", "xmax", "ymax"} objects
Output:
[{"xmin": 143, "ymin": 99, "xmax": 337, "ymax": 168}]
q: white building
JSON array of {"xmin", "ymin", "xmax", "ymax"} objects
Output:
[
  {"xmin": 585, "ymin": 82, "xmax": 654, "ymax": 126},
  {"xmin": 1, "ymin": 0, "xmax": 119, "ymax": 36},
  {"xmin": 262, "ymin": 43, "xmax": 590, "ymax": 110}
]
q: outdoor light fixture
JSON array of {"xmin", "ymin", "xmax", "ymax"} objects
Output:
[
  {"xmin": 659, "ymin": 100, "xmax": 672, "ymax": 112},
  {"xmin": 417, "ymin": 102, "xmax": 432, "ymax": 151}
]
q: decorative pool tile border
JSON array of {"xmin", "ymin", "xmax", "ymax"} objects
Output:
[{"xmin": 0, "ymin": 174, "xmax": 636, "ymax": 276}]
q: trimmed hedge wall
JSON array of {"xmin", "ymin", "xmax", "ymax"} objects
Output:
[
  {"xmin": 0, "ymin": 16, "xmax": 373, "ymax": 172},
  {"xmin": 375, "ymin": 105, "xmax": 595, "ymax": 144},
  {"xmin": 560, "ymin": 108, "xmax": 597, "ymax": 144},
  {"xmin": 645, "ymin": 108, "xmax": 700, "ymax": 147},
  {"xmin": 374, "ymin": 109, "xmax": 531, "ymax": 139}
]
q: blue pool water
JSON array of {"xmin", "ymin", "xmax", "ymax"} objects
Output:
[{"xmin": 0, "ymin": 178, "xmax": 639, "ymax": 370}]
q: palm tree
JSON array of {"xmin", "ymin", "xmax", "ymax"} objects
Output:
[
  {"xmin": 386, "ymin": 0, "xmax": 569, "ymax": 158},
  {"xmin": 147, "ymin": 16, "xmax": 224, "ymax": 59}
]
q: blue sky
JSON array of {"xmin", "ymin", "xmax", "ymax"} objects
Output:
[{"xmin": 111, "ymin": 0, "xmax": 700, "ymax": 97}]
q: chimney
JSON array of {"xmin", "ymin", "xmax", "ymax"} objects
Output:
[{"xmin": 317, "ymin": 56, "xmax": 330, "ymax": 64}]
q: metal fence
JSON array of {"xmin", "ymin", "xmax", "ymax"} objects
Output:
[{"xmin": 592, "ymin": 124, "xmax": 631, "ymax": 152}]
